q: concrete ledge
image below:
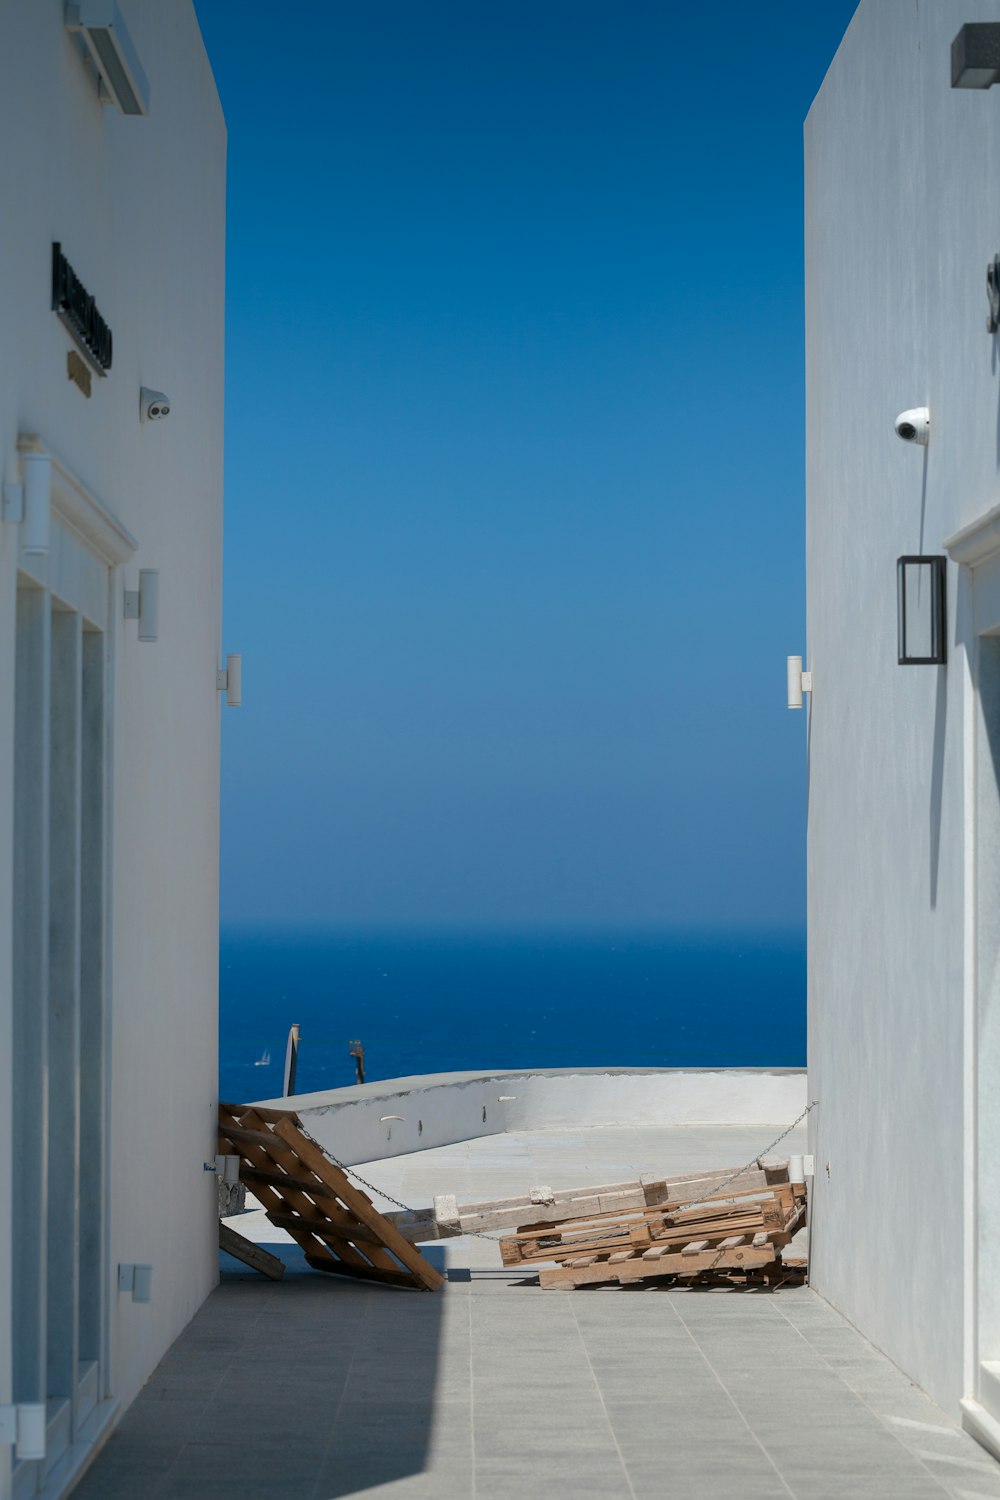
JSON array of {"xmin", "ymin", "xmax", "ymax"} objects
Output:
[{"xmin": 249, "ymin": 1066, "xmax": 808, "ymax": 1167}]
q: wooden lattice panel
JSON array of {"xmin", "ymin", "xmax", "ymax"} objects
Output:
[{"xmin": 218, "ymin": 1102, "xmax": 444, "ymax": 1292}]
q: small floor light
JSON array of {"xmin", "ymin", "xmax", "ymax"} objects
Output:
[{"xmin": 897, "ymin": 556, "xmax": 947, "ymax": 665}]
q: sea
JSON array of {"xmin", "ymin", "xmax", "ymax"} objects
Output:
[{"xmin": 219, "ymin": 927, "xmax": 806, "ymax": 1103}]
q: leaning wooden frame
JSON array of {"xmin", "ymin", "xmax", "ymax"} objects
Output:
[{"xmin": 217, "ymin": 1102, "xmax": 445, "ymax": 1292}]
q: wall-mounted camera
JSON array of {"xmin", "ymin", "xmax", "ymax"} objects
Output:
[
  {"xmin": 894, "ymin": 407, "xmax": 930, "ymax": 445},
  {"xmin": 140, "ymin": 387, "xmax": 171, "ymax": 422}
]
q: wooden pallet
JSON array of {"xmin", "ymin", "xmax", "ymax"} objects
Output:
[
  {"xmin": 499, "ymin": 1169, "xmax": 807, "ymax": 1290},
  {"xmin": 217, "ymin": 1102, "xmax": 445, "ymax": 1292},
  {"xmin": 384, "ymin": 1162, "xmax": 788, "ymax": 1242}
]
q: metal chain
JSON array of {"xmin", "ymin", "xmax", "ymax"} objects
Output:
[{"xmin": 324, "ymin": 1099, "xmax": 818, "ymax": 1246}]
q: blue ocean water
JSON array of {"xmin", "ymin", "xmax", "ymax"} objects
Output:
[{"xmin": 219, "ymin": 927, "xmax": 806, "ymax": 1103}]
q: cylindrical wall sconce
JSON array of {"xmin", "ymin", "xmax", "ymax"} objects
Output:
[
  {"xmin": 21, "ymin": 451, "xmax": 51, "ymax": 556},
  {"xmin": 138, "ymin": 569, "xmax": 159, "ymax": 642}
]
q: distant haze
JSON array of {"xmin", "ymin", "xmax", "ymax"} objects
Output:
[{"xmin": 194, "ymin": 0, "xmax": 859, "ymax": 929}]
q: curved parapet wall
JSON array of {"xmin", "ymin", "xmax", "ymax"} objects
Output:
[{"xmin": 250, "ymin": 1066, "xmax": 808, "ymax": 1167}]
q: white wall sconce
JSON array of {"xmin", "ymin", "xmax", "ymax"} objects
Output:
[
  {"xmin": 3, "ymin": 450, "xmax": 52, "ymax": 556},
  {"xmin": 952, "ymin": 23, "xmax": 1000, "ymax": 88},
  {"xmin": 217, "ymin": 654, "xmax": 242, "ymax": 707},
  {"xmin": 118, "ymin": 1263, "xmax": 153, "ymax": 1302},
  {"xmin": 123, "ymin": 568, "xmax": 159, "ymax": 641},
  {"xmin": 0, "ymin": 1402, "xmax": 47, "ymax": 1461},
  {"xmin": 897, "ymin": 556, "xmax": 947, "ymax": 665},
  {"xmin": 65, "ymin": 1, "xmax": 150, "ymax": 115},
  {"xmin": 787, "ymin": 656, "xmax": 813, "ymax": 709}
]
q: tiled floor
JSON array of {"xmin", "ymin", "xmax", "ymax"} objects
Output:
[{"xmin": 72, "ymin": 1125, "xmax": 999, "ymax": 1500}]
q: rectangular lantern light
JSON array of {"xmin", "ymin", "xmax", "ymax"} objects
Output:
[
  {"xmin": 65, "ymin": 1, "xmax": 150, "ymax": 115},
  {"xmin": 952, "ymin": 23, "xmax": 1000, "ymax": 88},
  {"xmin": 897, "ymin": 556, "xmax": 947, "ymax": 665}
]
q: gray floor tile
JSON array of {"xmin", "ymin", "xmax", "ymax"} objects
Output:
[{"xmin": 71, "ymin": 1122, "xmax": 999, "ymax": 1500}]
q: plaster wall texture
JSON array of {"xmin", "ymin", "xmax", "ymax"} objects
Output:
[
  {"xmin": 0, "ymin": 3, "xmax": 225, "ymax": 1491},
  {"xmin": 254, "ymin": 1067, "xmax": 809, "ymax": 1166},
  {"xmin": 805, "ymin": 0, "xmax": 1000, "ymax": 1414}
]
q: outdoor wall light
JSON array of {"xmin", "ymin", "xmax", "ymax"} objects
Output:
[
  {"xmin": 124, "ymin": 568, "xmax": 159, "ymax": 641},
  {"xmin": 3, "ymin": 449, "xmax": 52, "ymax": 556},
  {"xmin": 787, "ymin": 656, "xmax": 813, "ymax": 710},
  {"xmin": 897, "ymin": 556, "xmax": 947, "ymax": 665},
  {"xmin": 952, "ymin": 23, "xmax": 1000, "ymax": 88},
  {"xmin": 217, "ymin": 654, "xmax": 242, "ymax": 707},
  {"xmin": 118, "ymin": 1263, "xmax": 153, "ymax": 1302},
  {"xmin": 65, "ymin": 1, "xmax": 149, "ymax": 115}
]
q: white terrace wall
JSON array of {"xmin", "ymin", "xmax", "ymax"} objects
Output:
[
  {"xmin": 0, "ymin": 5, "xmax": 225, "ymax": 1495},
  {"xmin": 805, "ymin": 0, "xmax": 1000, "ymax": 1413},
  {"xmin": 255, "ymin": 1067, "xmax": 808, "ymax": 1167}
]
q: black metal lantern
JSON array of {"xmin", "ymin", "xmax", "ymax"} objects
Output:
[{"xmin": 897, "ymin": 556, "xmax": 947, "ymax": 665}]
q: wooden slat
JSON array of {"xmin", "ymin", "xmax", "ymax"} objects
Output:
[
  {"xmin": 265, "ymin": 1209, "xmax": 383, "ymax": 1246},
  {"xmin": 272, "ymin": 1117, "xmax": 445, "ymax": 1292},
  {"xmin": 219, "ymin": 1222, "xmax": 286, "ymax": 1280},
  {"xmin": 716, "ymin": 1235, "xmax": 747, "ymax": 1251},
  {"xmin": 681, "ymin": 1239, "xmax": 710, "ymax": 1255},
  {"xmin": 538, "ymin": 1242, "xmax": 778, "ymax": 1290},
  {"xmin": 218, "ymin": 1122, "xmax": 284, "ymax": 1152}
]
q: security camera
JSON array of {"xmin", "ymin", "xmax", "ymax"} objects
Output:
[
  {"xmin": 894, "ymin": 407, "xmax": 929, "ymax": 445},
  {"xmin": 140, "ymin": 387, "xmax": 171, "ymax": 422}
]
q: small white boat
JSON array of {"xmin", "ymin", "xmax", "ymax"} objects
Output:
[{"xmin": 254, "ymin": 1048, "xmax": 270, "ymax": 1067}]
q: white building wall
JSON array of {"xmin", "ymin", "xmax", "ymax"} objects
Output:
[
  {"xmin": 806, "ymin": 0, "xmax": 1000, "ymax": 1413},
  {"xmin": 0, "ymin": 3, "xmax": 225, "ymax": 1492}
]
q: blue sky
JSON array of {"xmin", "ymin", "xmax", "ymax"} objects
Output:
[{"xmin": 194, "ymin": 1, "xmax": 858, "ymax": 931}]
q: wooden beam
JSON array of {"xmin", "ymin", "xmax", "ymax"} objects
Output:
[{"xmin": 219, "ymin": 1222, "xmax": 285, "ymax": 1280}]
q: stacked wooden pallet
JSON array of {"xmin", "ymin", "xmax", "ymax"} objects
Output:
[{"xmin": 498, "ymin": 1163, "xmax": 807, "ymax": 1290}]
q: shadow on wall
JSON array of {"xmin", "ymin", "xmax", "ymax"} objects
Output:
[{"xmin": 929, "ymin": 664, "xmax": 947, "ymax": 909}]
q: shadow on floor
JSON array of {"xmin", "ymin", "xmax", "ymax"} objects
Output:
[{"xmin": 72, "ymin": 1243, "xmax": 449, "ymax": 1500}]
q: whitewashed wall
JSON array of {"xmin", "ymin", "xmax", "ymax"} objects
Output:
[
  {"xmin": 805, "ymin": 0, "xmax": 1000, "ymax": 1414},
  {"xmin": 256, "ymin": 1067, "xmax": 809, "ymax": 1166},
  {"xmin": 0, "ymin": 4, "xmax": 225, "ymax": 1493}
]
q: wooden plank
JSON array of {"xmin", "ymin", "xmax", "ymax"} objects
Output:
[
  {"xmin": 219, "ymin": 1222, "xmax": 286, "ymax": 1280},
  {"xmin": 751, "ymin": 1232, "xmax": 769, "ymax": 1249},
  {"xmin": 273, "ymin": 1117, "xmax": 445, "ymax": 1291},
  {"xmin": 608, "ymin": 1251, "xmax": 636, "ymax": 1264},
  {"xmin": 537, "ymin": 1242, "xmax": 778, "ymax": 1289},
  {"xmin": 383, "ymin": 1166, "xmax": 773, "ymax": 1240},
  {"xmin": 681, "ymin": 1240, "xmax": 710, "ymax": 1256},
  {"xmin": 716, "ymin": 1235, "xmax": 748, "ymax": 1251},
  {"xmin": 265, "ymin": 1209, "xmax": 384, "ymax": 1246},
  {"xmin": 218, "ymin": 1122, "xmax": 284, "ymax": 1152}
]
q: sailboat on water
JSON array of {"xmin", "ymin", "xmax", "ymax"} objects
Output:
[{"xmin": 254, "ymin": 1048, "xmax": 270, "ymax": 1067}]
